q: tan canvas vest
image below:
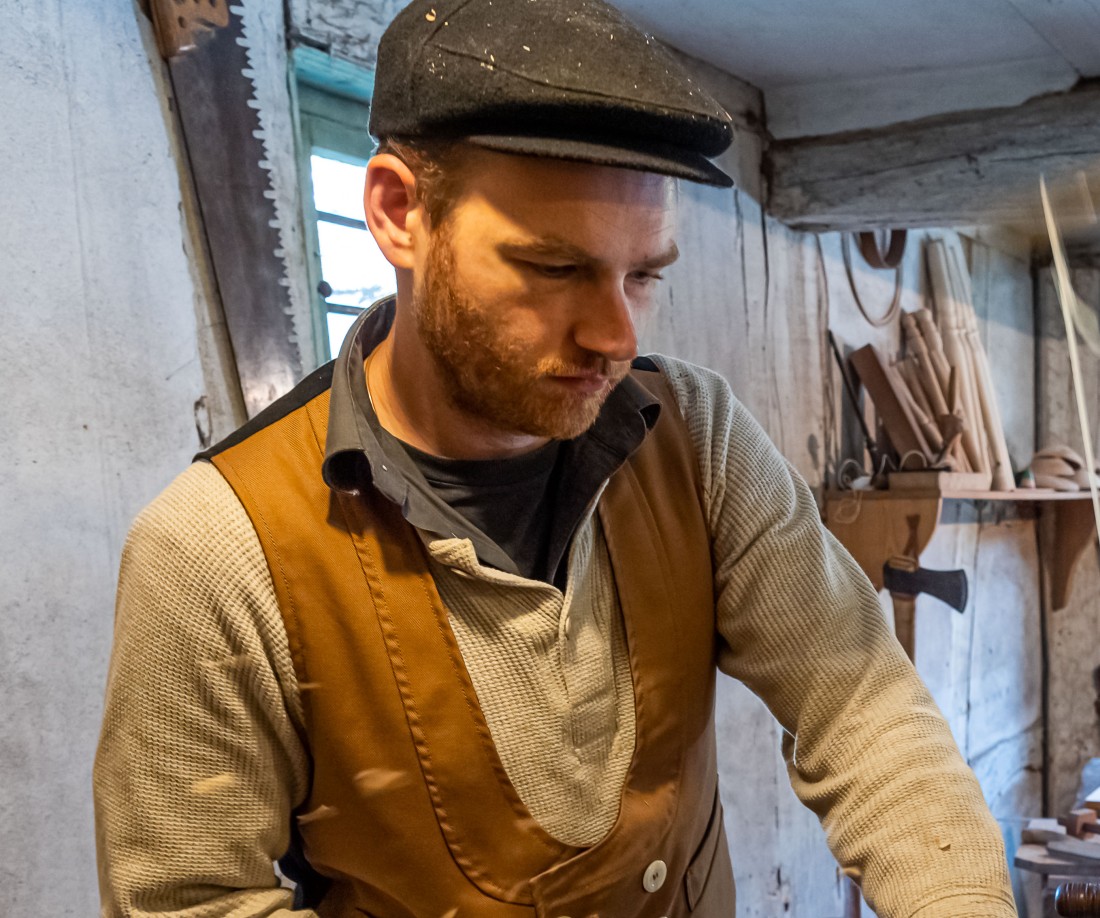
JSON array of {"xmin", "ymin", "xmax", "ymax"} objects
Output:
[{"xmin": 210, "ymin": 366, "xmax": 735, "ymax": 918}]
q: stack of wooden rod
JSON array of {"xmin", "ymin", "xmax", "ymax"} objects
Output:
[
  {"xmin": 925, "ymin": 239, "xmax": 1015, "ymax": 491},
  {"xmin": 848, "ymin": 241, "xmax": 1015, "ymax": 489}
]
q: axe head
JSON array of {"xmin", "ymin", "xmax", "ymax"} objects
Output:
[{"xmin": 883, "ymin": 561, "xmax": 968, "ymax": 612}]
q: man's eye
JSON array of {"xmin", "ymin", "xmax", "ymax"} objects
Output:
[
  {"xmin": 529, "ymin": 262, "xmax": 577, "ymax": 279},
  {"xmin": 630, "ymin": 271, "xmax": 665, "ymax": 284}
]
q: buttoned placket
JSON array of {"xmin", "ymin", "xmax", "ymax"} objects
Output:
[{"xmin": 424, "ymin": 480, "xmax": 619, "ymax": 766}]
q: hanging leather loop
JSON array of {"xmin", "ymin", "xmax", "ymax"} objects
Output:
[
  {"xmin": 857, "ymin": 229, "xmax": 908, "ymax": 270},
  {"xmin": 841, "ymin": 232, "xmax": 904, "ymax": 328}
]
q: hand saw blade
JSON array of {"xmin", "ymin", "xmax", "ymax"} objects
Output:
[{"xmin": 158, "ymin": 1, "xmax": 301, "ymax": 418}]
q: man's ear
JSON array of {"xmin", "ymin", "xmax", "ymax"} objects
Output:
[{"xmin": 364, "ymin": 154, "xmax": 425, "ymax": 271}]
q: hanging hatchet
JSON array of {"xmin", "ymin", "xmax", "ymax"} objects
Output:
[{"xmin": 883, "ymin": 557, "xmax": 968, "ymax": 661}]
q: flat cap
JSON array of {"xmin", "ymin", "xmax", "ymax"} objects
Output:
[{"xmin": 370, "ymin": 0, "xmax": 735, "ymax": 186}]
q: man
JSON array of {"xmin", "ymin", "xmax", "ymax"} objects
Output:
[{"xmin": 94, "ymin": 0, "xmax": 1018, "ymax": 915}]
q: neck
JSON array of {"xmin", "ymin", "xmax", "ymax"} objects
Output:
[{"xmin": 367, "ymin": 308, "xmax": 549, "ymax": 461}]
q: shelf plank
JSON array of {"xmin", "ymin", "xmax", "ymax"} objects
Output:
[{"xmin": 826, "ymin": 488, "xmax": 1093, "ymax": 503}]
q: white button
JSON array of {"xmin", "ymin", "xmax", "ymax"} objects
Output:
[{"xmin": 643, "ymin": 859, "xmax": 668, "ymax": 892}]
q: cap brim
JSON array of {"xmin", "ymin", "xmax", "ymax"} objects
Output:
[{"xmin": 464, "ymin": 133, "xmax": 734, "ymax": 188}]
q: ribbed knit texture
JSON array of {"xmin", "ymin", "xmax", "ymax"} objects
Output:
[
  {"xmin": 94, "ymin": 355, "xmax": 1017, "ymax": 917},
  {"xmin": 428, "ymin": 488, "xmax": 634, "ymax": 846}
]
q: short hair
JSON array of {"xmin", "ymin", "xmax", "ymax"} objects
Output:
[{"xmin": 374, "ymin": 137, "xmax": 470, "ymax": 227}]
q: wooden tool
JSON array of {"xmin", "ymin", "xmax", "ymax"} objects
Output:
[
  {"xmin": 828, "ymin": 331, "xmax": 883, "ymax": 473},
  {"xmin": 1054, "ymin": 881, "xmax": 1100, "ymax": 917},
  {"xmin": 901, "ymin": 312, "xmax": 972, "ymax": 471},
  {"xmin": 927, "ymin": 243, "xmax": 991, "ymax": 476},
  {"xmin": 896, "ymin": 357, "xmax": 934, "ymax": 418},
  {"xmin": 947, "ymin": 244, "xmax": 1015, "ymax": 491},
  {"xmin": 912, "ymin": 309, "xmax": 953, "ymax": 396},
  {"xmin": 890, "ymin": 363, "xmax": 945, "ymax": 454},
  {"xmin": 849, "ymin": 344, "xmax": 931, "ymax": 468},
  {"xmin": 1062, "ymin": 810, "xmax": 1100, "ymax": 838},
  {"xmin": 884, "ymin": 555, "xmax": 968, "ymax": 661}
]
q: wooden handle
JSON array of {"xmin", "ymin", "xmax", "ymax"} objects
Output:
[
  {"xmin": 147, "ymin": 0, "xmax": 230, "ymax": 59},
  {"xmin": 891, "ymin": 592, "xmax": 917, "ymax": 661},
  {"xmin": 1055, "ymin": 882, "xmax": 1100, "ymax": 916}
]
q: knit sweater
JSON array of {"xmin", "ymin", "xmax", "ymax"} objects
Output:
[{"xmin": 93, "ymin": 354, "xmax": 1017, "ymax": 918}]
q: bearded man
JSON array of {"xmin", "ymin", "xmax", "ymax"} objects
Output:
[{"xmin": 94, "ymin": 0, "xmax": 1019, "ymax": 916}]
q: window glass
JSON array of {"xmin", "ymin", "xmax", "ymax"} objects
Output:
[
  {"xmin": 311, "ymin": 155, "xmax": 368, "ymax": 222},
  {"xmin": 316, "ymin": 220, "xmax": 394, "ymax": 309},
  {"xmin": 309, "ymin": 152, "xmax": 397, "ymax": 359},
  {"xmin": 326, "ymin": 311, "xmax": 360, "ymax": 356}
]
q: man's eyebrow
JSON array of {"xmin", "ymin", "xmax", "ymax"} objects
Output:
[
  {"xmin": 497, "ymin": 238, "xmax": 680, "ymax": 270},
  {"xmin": 497, "ymin": 238, "xmax": 594, "ymax": 263},
  {"xmin": 641, "ymin": 243, "xmax": 680, "ymax": 271}
]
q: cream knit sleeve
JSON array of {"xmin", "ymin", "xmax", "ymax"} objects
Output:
[
  {"xmin": 650, "ymin": 355, "xmax": 1017, "ymax": 918},
  {"xmin": 94, "ymin": 461, "xmax": 315, "ymax": 918}
]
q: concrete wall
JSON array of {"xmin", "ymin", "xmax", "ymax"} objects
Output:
[{"xmin": 0, "ymin": 0, "xmax": 239, "ymax": 913}]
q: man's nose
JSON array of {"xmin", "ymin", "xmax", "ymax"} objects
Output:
[{"xmin": 572, "ymin": 282, "xmax": 639, "ymax": 363}]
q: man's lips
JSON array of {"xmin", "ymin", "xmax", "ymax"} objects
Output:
[{"xmin": 547, "ymin": 373, "xmax": 609, "ymax": 395}]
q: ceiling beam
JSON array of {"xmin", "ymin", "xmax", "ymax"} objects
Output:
[
  {"xmin": 765, "ymin": 81, "xmax": 1100, "ymax": 234},
  {"xmin": 1002, "ymin": 0, "xmax": 1100, "ymax": 78}
]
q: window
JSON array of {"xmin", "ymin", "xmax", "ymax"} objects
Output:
[{"xmin": 294, "ymin": 50, "xmax": 397, "ymax": 362}]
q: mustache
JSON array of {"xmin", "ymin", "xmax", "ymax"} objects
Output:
[{"xmin": 540, "ymin": 355, "xmax": 631, "ymax": 379}]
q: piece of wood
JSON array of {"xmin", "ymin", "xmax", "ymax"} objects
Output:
[
  {"xmin": 1053, "ymin": 880, "xmax": 1100, "ymax": 917},
  {"xmin": 849, "ymin": 344, "xmax": 931, "ymax": 466},
  {"xmin": 896, "ymin": 356, "xmax": 932, "ymax": 416},
  {"xmin": 147, "ymin": 0, "xmax": 230, "ymax": 59},
  {"xmin": 912, "ymin": 311, "xmax": 954, "ymax": 398},
  {"xmin": 767, "ymin": 83, "xmax": 1100, "ymax": 232},
  {"xmin": 966, "ymin": 237, "xmax": 1037, "ymax": 474},
  {"xmin": 928, "ymin": 242, "xmax": 991, "ymax": 475},
  {"xmin": 1045, "ymin": 497, "xmax": 1100, "ymax": 610},
  {"xmin": 1017, "ymin": 843, "xmax": 1100, "ymax": 878},
  {"xmin": 891, "ymin": 591, "xmax": 917, "ymax": 661},
  {"xmin": 890, "ymin": 362, "xmax": 944, "ymax": 453},
  {"xmin": 1050, "ymin": 837, "xmax": 1100, "ymax": 863},
  {"xmin": 1023, "ymin": 827, "xmax": 1070, "ymax": 845},
  {"xmin": 908, "ymin": 312, "xmax": 976, "ymax": 471},
  {"xmin": 824, "ymin": 493, "xmax": 942, "ymax": 592},
  {"xmin": 1062, "ymin": 809, "xmax": 1100, "ymax": 838},
  {"xmin": 944, "ymin": 241, "xmax": 1017, "ymax": 491},
  {"xmin": 889, "ymin": 471, "xmax": 993, "ymax": 493}
]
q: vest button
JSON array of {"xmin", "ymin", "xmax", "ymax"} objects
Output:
[{"xmin": 643, "ymin": 859, "xmax": 668, "ymax": 892}]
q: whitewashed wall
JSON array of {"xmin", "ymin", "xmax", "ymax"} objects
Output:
[
  {"xmin": 0, "ymin": 1, "xmax": 240, "ymax": 914},
  {"xmin": 2, "ymin": 0, "xmax": 1050, "ymax": 913}
]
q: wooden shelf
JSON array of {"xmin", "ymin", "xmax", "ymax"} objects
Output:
[
  {"xmin": 824, "ymin": 488, "xmax": 1097, "ymax": 610},
  {"xmin": 839, "ymin": 489, "xmax": 1094, "ymax": 502}
]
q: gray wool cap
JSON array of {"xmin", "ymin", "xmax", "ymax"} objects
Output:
[{"xmin": 369, "ymin": 0, "xmax": 735, "ymax": 187}]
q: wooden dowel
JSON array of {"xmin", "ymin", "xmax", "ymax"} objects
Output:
[{"xmin": 927, "ymin": 241, "xmax": 989, "ymax": 474}]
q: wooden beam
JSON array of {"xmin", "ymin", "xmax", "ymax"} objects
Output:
[{"xmin": 766, "ymin": 81, "xmax": 1100, "ymax": 233}]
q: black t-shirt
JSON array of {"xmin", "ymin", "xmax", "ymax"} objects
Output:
[{"xmin": 399, "ymin": 438, "xmax": 563, "ymax": 583}]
